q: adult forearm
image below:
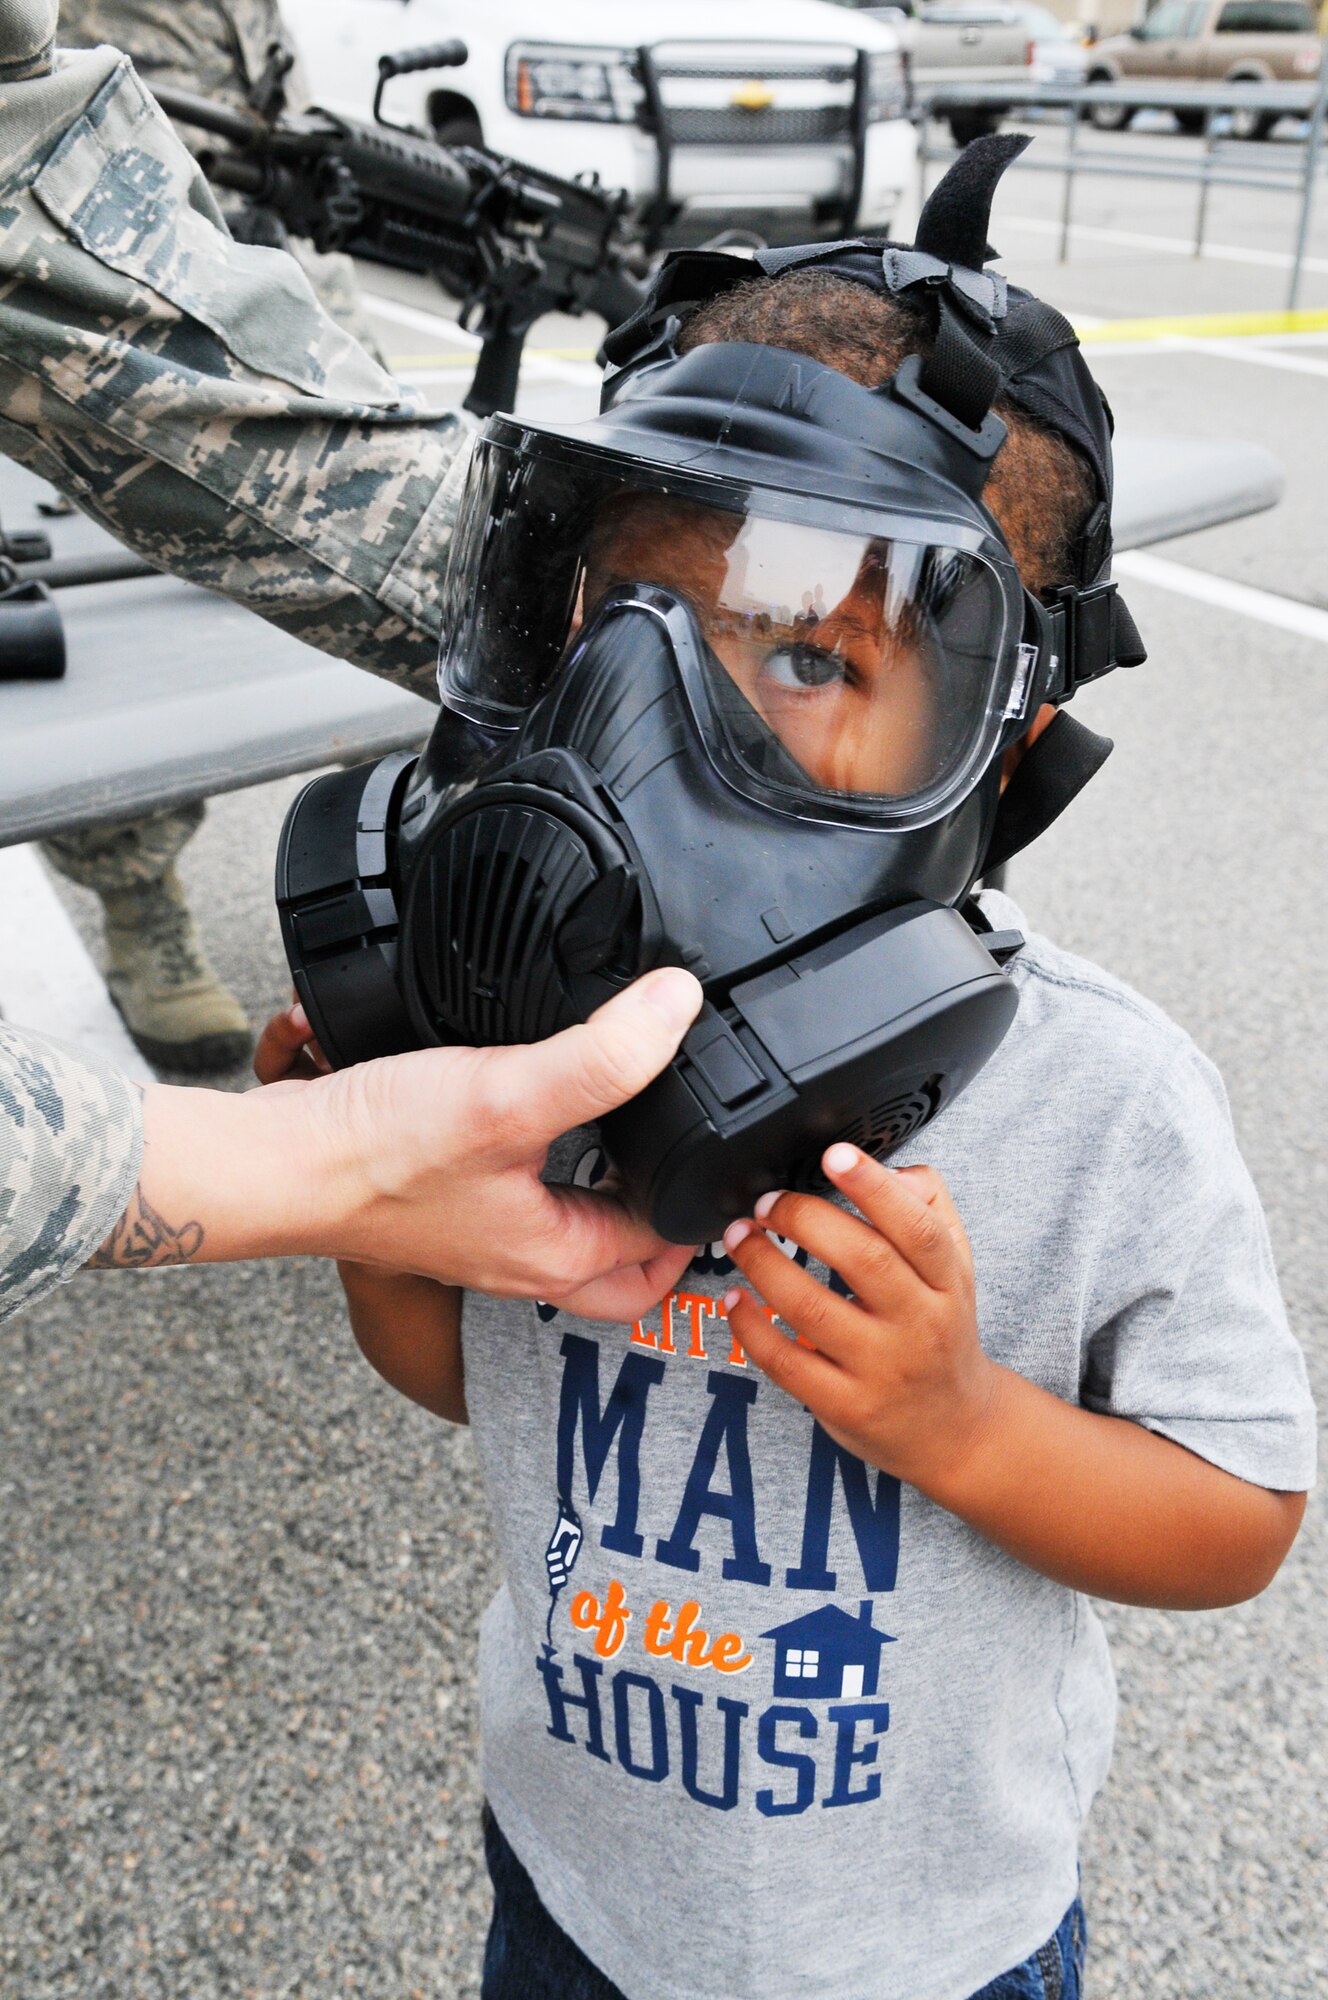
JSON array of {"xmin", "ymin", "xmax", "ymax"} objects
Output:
[
  {"xmin": 88, "ymin": 1080, "xmax": 356, "ymax": 1269},
  {"xmin": 930, "ymin": 1365, "xmax": 1305, "ymax": 1609},
  {"xmin": 88, "ymin": 970, "xmax": 704, "ymax": 1302}
]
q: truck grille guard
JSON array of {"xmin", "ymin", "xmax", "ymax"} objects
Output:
[{"xmin": 635, "ymin": 44, "xmax": 872, "ymax": 249}]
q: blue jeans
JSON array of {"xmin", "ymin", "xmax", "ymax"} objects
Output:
[{"xmin": 481, "ymin": 1807, "xmax": 1087, "ymax": 2000}]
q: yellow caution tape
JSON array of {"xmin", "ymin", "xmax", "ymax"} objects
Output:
[
  {"xmin": 1076, "ymin": 308, "xmax": 1328, "ymax": 342},
  {"xmin": 388, "ymin": 315, "xmax": 1328, "ymax": 373},
  {"xmin": 387, "ymin": 346, "xmax": 599, "ymax": 369}
]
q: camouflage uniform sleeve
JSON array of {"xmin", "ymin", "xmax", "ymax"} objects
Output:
[
  {"xmin": 55, "ymin": 3, "xmax": 287, "ymax": 110},
  {"xmin": 0, "ymin": 20, "xmax": 473, "ymax": 697},
  {"xmin": 1, "ymin": 2, "xmax": 58, "ymax": 82},
  {"xmin": 0, "ymin": 1024, "xmax": 143, "ymax": 1325}
]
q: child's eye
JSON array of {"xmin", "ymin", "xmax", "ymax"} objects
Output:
[{"xmin": 758, "ymin": 645, "xmax": 846, "ymax": 691}]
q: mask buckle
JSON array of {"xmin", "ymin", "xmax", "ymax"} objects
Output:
[
  {"xmin": 1044, "ymin": 579, "xmax": 1145, "ymax": 703},
  {"xmin": 1003, "ymin": 641, "xmax": 1039, "ymax": 720}
]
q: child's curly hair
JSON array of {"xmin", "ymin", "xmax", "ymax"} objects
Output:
[{"xmin": 678, "ymin": 270, "xmax": 1094, "ymax": 598}]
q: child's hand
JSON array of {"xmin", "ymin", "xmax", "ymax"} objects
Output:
[
  {"xmin": 722, "ymin": 1144, "xmax": 999, "ymax": 1497},
  {"xmin": 253, "ymin": 1001, "xmax": 331, "ymax": 1087}
]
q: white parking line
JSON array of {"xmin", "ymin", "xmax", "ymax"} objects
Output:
[
  {"xmin": 0, "ymin": 845, "xmax": 152, "ymax": 1080},
  {"xmin": 1002, "ymin": 214, "xmax": 1328, "ymax": 277},
  {"xmin": 362, "ymin": 291, "xmax": 482, "ymax": 346},
  {"xmin": 1204, "ymin": 340, "xmax": 1328, "ymax": 378},
  {"xmin": 1114, "ymin": 550, "xmax": 1328, "ymax": 645},
  {"xmin": 1083, "ymin": 333, "xmax": 1328, "ymax": 375}
]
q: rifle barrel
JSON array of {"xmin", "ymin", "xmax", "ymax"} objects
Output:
[{"xmin": 150, "ymin": 84, "xmax": 259, "ymax": 148}]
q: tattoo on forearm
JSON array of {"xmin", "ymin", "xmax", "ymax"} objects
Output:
[{"xmin": 87, "ymin": 1185, "xmax": 206, "ymax": 1269}]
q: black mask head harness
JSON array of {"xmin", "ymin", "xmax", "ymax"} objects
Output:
[
  {"xmin": 596, "ymin": 131, "xmax": 1144, "ymax": 872},
  {"xmin": 275, "ymin": 136, "xmax": 1147, "ymax": 1242}
]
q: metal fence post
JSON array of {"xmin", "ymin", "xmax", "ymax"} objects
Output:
[
  {"xmin": 1287, "ymin": 57, "xmax": 1328, "ymax": 310},
  {"xmin": 1194, "ymin": 107, "xmax": 1216, "ymax": 258},
  {"xmin": 916, "ymin": 103, "xmax": 931, "ymax": 213},
  {"xmin": 1059, "ymin": 97, "xmax": 1078, "ymax": 262}
]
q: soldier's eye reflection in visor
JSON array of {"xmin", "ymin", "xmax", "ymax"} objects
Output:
[{"xmin": 577, "ymin": 491, "xmax": 943, "ymax": 801}]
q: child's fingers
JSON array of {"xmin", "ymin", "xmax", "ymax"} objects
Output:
[
  {"xmin": 254, "ymin": 1006, "xmax": 321, "ymax": 1085},
  {"xmin": 286, "ymin": 998, "xmax": 332, "ymax": 1075},
  {"xmin": 723, "ymin": 1287, "xmax": 849, "ymax": 1419},
  {"xmin": 253, "ymin": 1010, "xmax": 299, "ymax": 1084},
  {"xmin": 818, "ymin": 1145, "xmax": 960, "ymax": 1292},
  {"xmin": 722, "ymin": 1220, "xmax": 867, "ymax": 1366},
  {"xmin": 736, "ymin": 1189, "xmax": 919, "ymax": 1319},
  {"xmin": 894, "ymin": 1164, "xmax": 972, "ymax": 1267}
]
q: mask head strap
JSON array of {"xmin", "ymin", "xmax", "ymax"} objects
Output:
[{"xmin": 981, "ymin": 709, "xmax": 1114, "ymax": 877}]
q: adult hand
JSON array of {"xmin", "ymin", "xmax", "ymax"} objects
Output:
[{"xmin": 97, "ymin": 970, "xmax": 703, "ymax": 1321}]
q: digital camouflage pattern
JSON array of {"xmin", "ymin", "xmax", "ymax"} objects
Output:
[
  {"xmin": 57, "ymin": 0, "xmax": 387, "ymax": 359},
  {"xmin": 44, "ymin": 803, "xmax": 204, "ymax": 893},
  {"xmin": 57, "ymin": 0, "xmax": 311, "ymax": 111},
  {"xmin": 46, "ymin": 0, "xmax": 381, "ymax": 903},
  {"xmin": 0, "ymin": 3, "xmax": 57, "ymax": 83},
  {"xmin": 0, "ymin": 15, "xmax": 472, "ymax": 700},
  {"xmin": 0, "ymin": 8, "xmax": 472, "ymax": 1311},
  {"xmin": 0, "ymin": 1022, "xmax": 144, "ymax": 1325}
]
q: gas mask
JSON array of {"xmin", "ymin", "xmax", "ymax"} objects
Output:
[{"xmin": 276, "ymin": 136, "xmax": 1145, "ymax": 1244}]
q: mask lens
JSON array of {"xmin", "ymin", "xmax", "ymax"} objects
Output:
[
  {"xmin": 583, "ymin": 494, "xmax": 1006, "ymax": 811},
  {"xmin": 440, "ymin": 432, "xmax": 1012, "ymax": 821}
]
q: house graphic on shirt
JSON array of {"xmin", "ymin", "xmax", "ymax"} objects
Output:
[{"xmin": 760, "ymin": 1601, "xmax": 896, "ymax": 1701}]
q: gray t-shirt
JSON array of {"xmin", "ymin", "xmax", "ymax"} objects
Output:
[{"xmin": 460, "ymin": 894, "xmax": 1315, "ymax": 2000}]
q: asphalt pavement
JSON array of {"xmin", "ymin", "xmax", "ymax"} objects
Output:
[{"xmin": 2, "ymin": 120, "xmax": 1326, "ymax": 1998}]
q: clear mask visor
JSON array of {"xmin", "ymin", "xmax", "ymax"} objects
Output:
[{"xmin": 440, "ymin": 437, "xmax": 1014, "ymax": 826}]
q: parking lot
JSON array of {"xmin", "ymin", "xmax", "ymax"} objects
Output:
[{"xmin": 2, "ymin": 117, "xmax": 1327, "ymax": 1998}]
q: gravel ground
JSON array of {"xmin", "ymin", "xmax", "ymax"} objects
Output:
[{"xmin": 3, "ymin": 122, "xmax": 1327, "ymax": 1999}]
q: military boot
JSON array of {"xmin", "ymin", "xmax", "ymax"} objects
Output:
[{"xmin": 102, "ymin": 868, "xmax": 252, "ymax": 1074}]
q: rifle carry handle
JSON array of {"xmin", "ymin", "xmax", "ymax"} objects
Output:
[{"xmin": 378, "ymin": 41, "xmax": 469, "ymax": 80}]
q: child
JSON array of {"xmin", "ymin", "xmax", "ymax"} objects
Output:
[{"xmin": 258, "ymin": 261, "xmax": 1313, "ymax": 2000}]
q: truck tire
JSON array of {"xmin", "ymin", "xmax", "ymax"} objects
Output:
[
  {"xmin": 1226, "ymin": 72, "xmax": 1276, "ymax": 139},
  {"xmin": 429, "ymin": 94, "xmax": 484, "ymax": 148},
  {"xmin": 1085, "ymin": 70, "xmax": 1131, "ymax": 130},
  {"xmin": 1174, "ymin": 109, "xmax": 1207, "ymax": 134},
  {"xmin": 948, "ymin": 110, "xmax": 1002, "ymax": 146}
]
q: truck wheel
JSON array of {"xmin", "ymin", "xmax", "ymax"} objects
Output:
[
  {"xmin": 948, "ymin": 111, "xmax": 1001, "ymax": 146},
  {"xmin": 1085, "ymin": 72, "xmax": 1130, "ymax": 130},
  {"xmin": 1228, "ymin": 106, "xmax": 1276, "ymax": 140},
  {"xmin": 429, "ymin": 94, "xmax": 484, "ymax": 149},
  {"xmin": 433, "ymin": 114, "xmax": 484, "ymax": 147}
]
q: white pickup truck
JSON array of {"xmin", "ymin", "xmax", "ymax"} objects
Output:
[{"xmin": 283, "ymin": 0, "xmax": 915, "ymax": 247}]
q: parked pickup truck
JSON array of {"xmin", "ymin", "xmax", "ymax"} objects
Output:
[
  {"xmin": 283, "ymin": 0, "xmax": 915, "ymax": 248},
  {"xmin": 1086, "ymin": 0, "xmax": 1323, "ymax": 139},
  {"xmin": 835, "ymin": 1, "xmax": 1043, "ymax": 144}
]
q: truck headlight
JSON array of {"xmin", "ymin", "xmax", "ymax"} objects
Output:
[
  {"xmin": 866, "ymin": 50, "xmax": 908, "ymax": 123},
  {"xmin": 506, "ymin": 43, "xmax": 644, "ymax": 123}
]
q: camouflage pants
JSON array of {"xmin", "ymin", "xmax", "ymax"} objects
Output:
[{"xmin": 42, "ymin": 802, "xmax": 205, "ymax": 896}]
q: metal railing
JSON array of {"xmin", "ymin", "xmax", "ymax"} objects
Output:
[{"xmin": 912, "ymin": 74, "xmax": 1328, "ymax": 308}]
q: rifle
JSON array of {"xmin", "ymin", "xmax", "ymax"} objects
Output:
[
  {"xmin": 0, "ymin": 516, "xmax": 165, "ymax": 681},
  {"xmin": 150, "ymin": 41, "xmax": 647, "ymax": 419}
]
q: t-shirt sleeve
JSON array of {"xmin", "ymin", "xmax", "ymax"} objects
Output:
[
  {"xmin": 1079, "ymin": 1041, "xmax": 1316, "ymax": 1492},
  {"xmin": 0, "ymin": 1023, "xmax": 143, "ymax": 1325}
]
